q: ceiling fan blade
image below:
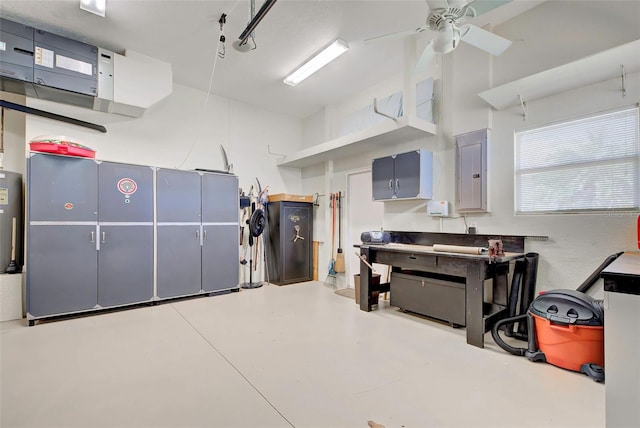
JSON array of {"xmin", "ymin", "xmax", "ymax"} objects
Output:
[
  {"xmin": 414, "ymin": 41, "xmax": 436, "ymax": 74},
  {"xmin": 364, "ymin": 29, "xmax": 423, "ymax": 45},
  {"xmin": 466, "ymin": 0, "xmax": 512, "ymax": 16},
  {"xmin": 425, "ymin": 0, "xmax": 451, "ymax": 11},
  {"xmin": 460, "ymin": 24, "xmax": 511, "ymax": 55}
]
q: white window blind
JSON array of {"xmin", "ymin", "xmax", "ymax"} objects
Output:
[{"xmin": 515, "ymin": 106, "xmax": 640, "ymax": 214}]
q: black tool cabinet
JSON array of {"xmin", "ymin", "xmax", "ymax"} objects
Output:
[{"xmin": 266, "ymin": 201, "xmax": 313, "ymax": 285}]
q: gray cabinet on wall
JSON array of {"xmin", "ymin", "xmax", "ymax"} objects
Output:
[
  {"xmin": 266, "ymin": 201, "xmax": 313, "ymax": 285},
  {"xmin": 372, "ymin": 149, "xmax": 433, "ymax": 200},
  {"xmin": 27, "ymin": 153, "xmax": 154, "ymax": 319},
  {"xmin": 156, "ymin": 169, "xmax": 239, "ymax": 299}
]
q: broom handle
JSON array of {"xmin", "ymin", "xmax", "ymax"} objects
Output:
[
  {"xmin": 330, "ymin": 193, "xmax": 335, "ymax": 256},
  {"xmin": 10, "ymin": 217, "xmax": 16, "ymax": 260},
  {"xmin": 337, "ymin": 191, "xmax": 341, "ymax": 248}
]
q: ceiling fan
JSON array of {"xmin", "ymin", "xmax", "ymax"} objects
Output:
[{"xmin": 366, "ymin": 0, "xmax": 513, "ymax": 72}]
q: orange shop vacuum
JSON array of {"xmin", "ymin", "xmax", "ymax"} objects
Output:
[{"xmin": 491, "ymin": 254, "xmax": 622, "ymax": 383}]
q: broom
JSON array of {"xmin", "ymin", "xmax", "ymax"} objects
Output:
[
  {"xmin": 334, "ymin": 191, "xmax": 345, "ymax": 273},
  {"xmin": 5, "ymin": 217, "xmax": 19, "ymax": 274}
]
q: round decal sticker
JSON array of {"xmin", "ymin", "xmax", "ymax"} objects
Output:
[
  {"xmin": 64, "ymin": 202, "xmax": 74, "ymax": 210},
  {"xmin": 117, "ymin": 178, "xmax": 137, "ymax": 196}
]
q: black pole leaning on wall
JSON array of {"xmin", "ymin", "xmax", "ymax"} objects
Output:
[{"xmin": 0, "ymin": 99, "xmax": 107, "ymax": 133}]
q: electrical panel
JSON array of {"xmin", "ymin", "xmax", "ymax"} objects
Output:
[{"xmin": 456, "ymin": 129, "xmax": 488, "ymax": 213}]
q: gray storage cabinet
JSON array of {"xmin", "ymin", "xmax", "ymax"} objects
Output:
[
  {"xmin": 372, "ymin": 149, "xmax": 433, "ymax": 200},
  {"xmin": 156, "ymin": 168, "xmax": 202, "ymax": 298},
  {"xmin": 27, "ymin": 153, "xmax": 154, "ymax": 319},
  {"xmin": 390, "ymin": 272, "xmax": 466, "ymax": 327},
  {"xmin": 201, "ymin": 172, "xmax": 239, "ymax": 292},
  {"xmin": 266, "ymin": 201, "xmax": 313, "ymax": 285},
  {"xmin": 97, "ymin": 161, "xmax": 154, "ymax": 307},
  {"xmin": 156, "ymin": 169, "xmax": 239, "ymax": 298}
]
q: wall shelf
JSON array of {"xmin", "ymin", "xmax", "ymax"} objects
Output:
[
  {"xmin": 478, "ymin": 39, "xmax": 640, "ymax": 110},
  {"xmin": 277, "ymin": 116, "xmax": 437, "ymax": 168}
]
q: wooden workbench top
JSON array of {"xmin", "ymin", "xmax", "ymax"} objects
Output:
[{"xmin": 361, "ymin": 242, "xmax": 524, "ymax": 263}]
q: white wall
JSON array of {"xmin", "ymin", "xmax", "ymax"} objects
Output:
[
  {"xmin": 9, "ymin": 83, "xmax": 303, "ymax": 283},
  {"xmin": 24, "ymin": 83, "xmax": 302, "ymax": 196},
  {"xmin": 300, "ymin": 0, "xmax": 640, "ymax": 295}
]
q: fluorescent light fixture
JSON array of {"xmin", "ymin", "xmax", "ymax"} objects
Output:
[
  {"xmin": 283, "ymin": 38, "xmax": 349, "ymax": 87},
  {"xmin": 80, "ymin": 0, "xmax": 106, "ymax": 17}
]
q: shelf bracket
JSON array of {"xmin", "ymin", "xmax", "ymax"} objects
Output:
[
  {"xmin": 373, "ymin": 98, "xmax": 398, "ymax": 121},
  {"xmin": 267, "ymin": 145, "xmax": 286, "ymax": 160},
  {"xmin": 621, "ymin": 64, "xmax": 627, "ymax": 98},
  {"xmin": 517, "ymin": 94, "xmax": 527, "ymax": 121}
]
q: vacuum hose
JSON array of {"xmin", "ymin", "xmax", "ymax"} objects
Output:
[{"xmin": 491, "ymin": 314, "xmax": 529, "ymax": 356}]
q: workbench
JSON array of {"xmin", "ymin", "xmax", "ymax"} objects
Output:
[{"xmin": 358, "ymin": 232, "xmax": 527, "ymax": 348}]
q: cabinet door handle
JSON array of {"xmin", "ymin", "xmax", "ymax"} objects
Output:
[
  {"xmin": 396, "ymin": 179, "xmax": 400, "ymax": 189},
  {"xmin": 388, "ymin": 179, "xmax": 393, "ymax": 190},
  {"xmin": 203, "ymin": 230, "xmax": 207, "ymax": 240},
  {"xmin": 196, "ymin": 230, "xmax": 200, "ymax": 239},
  {"xmin": 101, "ymin": 232, "xmax": 106, "ymax": 243},
  {"xmin": 90, "ymin": 231, "xmax": 95, "ymax": 243}
]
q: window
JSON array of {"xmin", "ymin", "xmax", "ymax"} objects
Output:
[{"xmin": 515, "ymin": 106, "xmax": 640, "ymax": 214}]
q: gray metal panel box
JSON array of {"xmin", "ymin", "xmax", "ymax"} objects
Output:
[
  {"xmin": 456, "ymin": 129, "xmax": 488, "ymax": 212},
  {"xmin": 98, "ymin": 161, "xmax": 153, "ymax": 222},
  {"xmin": 27, "ymin": 224, "xmax": 98, "ymax": 317},
  {"xmin": 156, "ymin": 169, "xmax": 201, "ymax": 222},
  {"xmin": 98, "ymin": 225, "xmax": 153, "ymax": 307},
  {"xmin": 157, "ymin": 225, "xmax": 202, "ymax": 298},
  {"xmin": 202, "ymin": 225, "xmax": 239, "ymax": 291},
  {"xmin": 28, "ymin": 153, "xmax": 98, "ymax": 222},
  {"xmin": 266, "ymin": 201, "xmax": 313, "ymax": 285},
  {"xmin": 0, "ymin": 18, "xmax": 35, "ymax": 84},
  {"xmin": 0, "ymin": 170, "xmax": 24, "ymax": 271},
  {"xmin": 33, "ymin": 28, "xmax": 97, "ymax": 96},
  {"xmin": 202, "ymin": 173, "xmax": 238, "ymax": 223}
]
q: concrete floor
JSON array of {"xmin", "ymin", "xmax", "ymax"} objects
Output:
[{"xmin": 1, "ymin": 281, "xmax": 604, "ymax": 428}]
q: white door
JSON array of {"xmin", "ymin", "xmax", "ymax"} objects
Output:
[{"xmin": 346, "ymin": 170, "xmax": 388, "ymax": 288}]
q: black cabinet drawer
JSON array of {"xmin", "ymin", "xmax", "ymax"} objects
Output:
[
  {"xmin": 390, "ymin": 272, "xmax": 466, "ymax": 326},
  {"xmin": 374, "ymin": 251, "xmax": 437, "ymax": 270}
]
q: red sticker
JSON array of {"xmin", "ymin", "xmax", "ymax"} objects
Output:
[
  {"xmin": 117, "ymin": 178, "xmax": 137, "ymax": 195},
  {"xmin": 64, "ymin": 203, "xmax": 74, "ymax": 210}
]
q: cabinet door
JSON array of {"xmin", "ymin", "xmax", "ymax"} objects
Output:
[
  {"xmin": 281, "ymin": 204, "xmax": 312, "ymax": 283},
  {"xmin": 202, "ymin": 173, "xmax": 238, "ymax": 223},
  {"xmin": 98, "ymin": 162, "xmax": 153, "ymax": 222},
  {"xmin": 202, "ymin": 225, "xmax": 239, "ymax": 292},
  {"xmin": 29, "ymin": 153, "xmax": 98, "ymax": 221},
  {"xmin": 157, "ymin": 225, "xmax": 202, "ymax": 298},
  {"xmin": 372, "ymin": 156, "xmax": 395, "ymax": 200},
  {"xmin": 98, "ymin": 225, "xmax": 153, "ymax": 307},
  {"xmin": 393, "ymin": 151, "xmax": 421, "ymax": 199},
  {"xmin": 156, "ymin": 169, "xmax": 201, "ymax": 222},
  {"xmin": 27, "ymin": 225, "xmax": 97, "ymax": 317}
]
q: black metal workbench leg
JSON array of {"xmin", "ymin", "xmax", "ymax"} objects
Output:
[
  {"xmin": 359, "ymin": 247, "xmax": 372, "ymax": 312},
  {"xmin": 466, "ymin": 262, "xmax": 485, "ymax": 348}
]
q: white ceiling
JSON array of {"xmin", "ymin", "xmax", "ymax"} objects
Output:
[{"xmin": 0, "ymin": 0, "xmax": 544, "ymax": 119}]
